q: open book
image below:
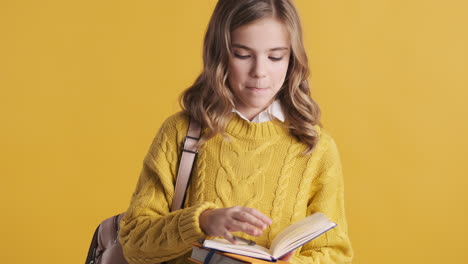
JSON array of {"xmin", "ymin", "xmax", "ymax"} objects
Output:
[{"xmin": 201, "ymin": 212, "xmax": 337, "ymax": 262}]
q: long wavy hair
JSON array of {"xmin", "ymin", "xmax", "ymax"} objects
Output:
[{"xmin": 180, "ymin": 0, "xmax": 322, "ymax": 154}]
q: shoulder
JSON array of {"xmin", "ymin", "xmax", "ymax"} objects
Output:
[
  {"xmin": 313, "ymin": 125, "xmax": 341, "ymax": 162},
  {"xmin": 154, "ymin": 111, "xmax": 192, "ymax": 142},
  {"xmin": 146, "ymin": 112, "xmax": 189, "ymax": 157},
  {"xmin": 160, "ymin": 111, "xmax": 190, "ymax": 131},
  {"xmin": 315, "ymin": 125, "xmax": 335, "ymax": 146}
]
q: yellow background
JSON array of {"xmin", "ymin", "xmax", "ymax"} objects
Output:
[{"xmin": 1, "ymin": 0, "xmax": 467, "ymax": 263}]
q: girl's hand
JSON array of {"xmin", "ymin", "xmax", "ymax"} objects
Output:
[
  {"xmin": 279, "ymin": 250, "xmax": 295, "ymax": 261},
  {"xmin": 199, "ymin": 206, "xmax": 272, "ymax": 244}
]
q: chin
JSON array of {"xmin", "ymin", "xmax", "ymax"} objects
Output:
[{"xmin": 247, "ymin": 100, "xmax": 273, "ymax": 109}]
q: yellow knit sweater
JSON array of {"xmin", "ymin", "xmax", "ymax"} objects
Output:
[{"xmin": 119, "ymin": 112, "xmax": 353, "ymax": 264}]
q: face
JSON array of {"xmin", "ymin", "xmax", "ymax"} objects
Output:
[{"xmin": 227, "ymin": 17, "xmax": 291, "ymax": 119}]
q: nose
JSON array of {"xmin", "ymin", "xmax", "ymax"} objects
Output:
[{"xmin": 250, "ymin": 57, "xmax": 267, "ymax": 78}]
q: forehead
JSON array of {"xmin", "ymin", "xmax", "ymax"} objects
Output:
[{"xmin": 231, "ymin": 17, "xmax": 290, "ymax": 51}]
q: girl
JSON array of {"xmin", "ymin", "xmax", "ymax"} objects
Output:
[{"xmin": 119, "ymin": 0, "xmax": 354, "ymax": 263}]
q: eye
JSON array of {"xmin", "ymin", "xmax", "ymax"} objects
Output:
[
  {"xmin": 269, "ymin": 56, "xmax": 283, "ymax": 61},
  {"xmin": 234, "ymin": 53, "xmax": 251, "ymax": 59}
]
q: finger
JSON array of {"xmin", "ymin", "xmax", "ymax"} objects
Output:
[
  {"xmin": 226, "ymin": 219, "xmax": 263, "ymax": 236},
  {"xmin": 232, "ymin": 211, "xmax": 266, "ymax": 230},
  {"xmin": 222, "ymin": 230, "xmax": 238, "ymax": 245},
  {"xmin": 233, "ymin": 208, "xmax": 272, "ymax": 229},
  {"xmin": 245, "ymin": 208, "xmax": 272, "ymax": 226},
  {"xmin": 279, "ymin": 250, "xmax": 295, "ymax": 261},
  {"xmin": 240, "ymin": 207, "xmax": 272, "ymax": 226}
]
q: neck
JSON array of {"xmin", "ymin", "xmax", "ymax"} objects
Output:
[
  {"xmin": 226, "ymin": 113, "xmax": 290, "ymax": 140},
  {"xmin": 236, "ymin": 108, "xmax": 263, "ymax": 121},
  {"xmin": 235, "ymin": 101, "xmax": 274, "ymax": 121}
]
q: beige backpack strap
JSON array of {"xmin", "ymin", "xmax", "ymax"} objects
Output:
[{"xmin": 171, "ymin": 117, "xmax": 201, "ymax": 212}]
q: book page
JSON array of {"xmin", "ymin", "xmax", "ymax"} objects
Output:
[
  {"xmin": 270, "ymin": 212, "xmax": 337, "ymax": 258},
  {"xmin": 203, "ymin": 238, "xmax": 273, "ymax": 261},
  {"xmin": 275, "ymin": 224, "xmax": 337, "ymax": 258}
]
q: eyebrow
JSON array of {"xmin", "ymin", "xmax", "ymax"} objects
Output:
[{"xmin": 232, "ymin": 44, "xmax": 289, "ymax": 52}]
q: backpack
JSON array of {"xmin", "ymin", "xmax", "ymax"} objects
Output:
[{"xmin": 85, "ymin": 118, "xmax": 201, "ymax": 264}]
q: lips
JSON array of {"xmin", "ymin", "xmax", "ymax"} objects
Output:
[
  {"xmin": 247, "ymin": 86, "xmax": 268, "ymax": 89},
  {"xmin": 246, "ymin": 87, "xmax": 268, "ymax": 92}
]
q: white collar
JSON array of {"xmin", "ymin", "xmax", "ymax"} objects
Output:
[{"xmin": 232, "ymin": 100, "xmax": 285, "ymax": 123}]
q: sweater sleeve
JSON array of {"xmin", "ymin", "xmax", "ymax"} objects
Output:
[
  {"xmin": 289, "ymin": 133, "xmax": 354, "ymax": 264},
  {"xmin": 118, "ymin": 114, "xmax": 219, "ymax": 264}
]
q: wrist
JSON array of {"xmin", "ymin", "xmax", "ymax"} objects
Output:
[{"xmin": 199, "ymin": 209, "xmax": 214, "ymax": 235}]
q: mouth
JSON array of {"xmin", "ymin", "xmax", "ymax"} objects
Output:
[{"xmin": 246, "ymin": 86, "xmax": 268, "ymax": 91}]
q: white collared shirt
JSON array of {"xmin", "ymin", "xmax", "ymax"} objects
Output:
[{"xmin": 232, "ymin": 100, "xmax": 285, "ymax": 123}]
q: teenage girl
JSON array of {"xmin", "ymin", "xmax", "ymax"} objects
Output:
[{"xmin": 119, "ymin": 1, "xmax": 354, "ymax": 263}]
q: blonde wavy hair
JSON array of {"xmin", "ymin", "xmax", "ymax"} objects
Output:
[{"xmin": 180, "ymin": 0, "xmax": 322, "ymax": 154}]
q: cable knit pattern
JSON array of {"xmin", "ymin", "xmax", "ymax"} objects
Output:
[
  {"xmin": 119, "ymin": 112, "xmax": 353, "ymax": 264},
  {"xmin": 268, "ymin": 139, "xmax": 296, "ymax": 244},
  {"xmin": 214, "ymin": 137, "xmax": 278, "ymax": 208},
  {"xmin": 189, "ymin": 149, "xmax": 207, "ymax": 205},
  {"xmin": 291, "ymin": 151, "xmax": 320, "ymax": 224}
]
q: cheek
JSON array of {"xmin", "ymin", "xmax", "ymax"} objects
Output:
[
  {"xmin": 228, "ymin": 61, "xmax": 248, "ymax": 85},
  {"xmin": 272, "ymin": 62, "xmax": 290, "ymax": 85}
]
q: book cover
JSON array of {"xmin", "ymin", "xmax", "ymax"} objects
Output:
[{"xmin": 191, "ymin": 243, "xmax": 289, "ymax": 264}]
